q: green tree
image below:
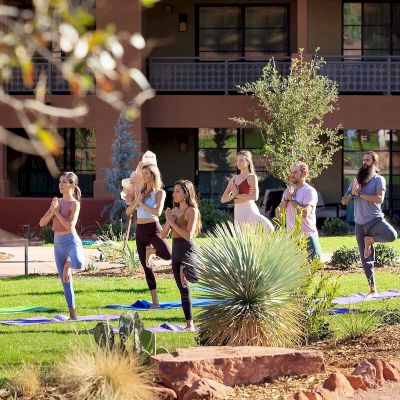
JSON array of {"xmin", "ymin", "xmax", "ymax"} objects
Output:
[
  {"xmin": 105, "ymin": 115, "xmax": 140, "ymax": 221},
  {"xmin": 233, "ymin": 50, "xmax": 342, "ymax": 182},
  {"xmin": 0, "ymin": 0, "xmax": 156, "ymax": 175}
]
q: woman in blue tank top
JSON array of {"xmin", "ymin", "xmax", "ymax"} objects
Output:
[{"xmin": 126, "ymin": 163, "xmax": 171, "ymax": 308}]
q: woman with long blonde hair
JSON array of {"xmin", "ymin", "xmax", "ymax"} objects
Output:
[
  {"xmin": 160, "ymin": 180, "xmax": 201, "ymax": 331},
  {"xmin": 126, "ymin": 163, "xmax": 171, "ymax": 308},
  {"xmin": 221, "ymin": 150, "xmax": 274, "ymax": 232}
]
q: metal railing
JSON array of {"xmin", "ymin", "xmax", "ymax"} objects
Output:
[{"xmin": 148, "ymin": 56, "xmax": 400, "ymax": 95}]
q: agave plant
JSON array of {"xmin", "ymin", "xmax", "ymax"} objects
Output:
[{"xmin": 190, "ymin": 222, "xmax": 307, "ymax": 347}]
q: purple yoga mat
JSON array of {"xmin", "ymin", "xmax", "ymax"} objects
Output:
[
  {"xmin": 332, "ymin": 290, "xmax": 400, "ymax": 305},
  {"xmin": 112, "ymin": 323, "xmax": 199, "ymax": 334},
  {"xmin": 0, "ymin": 314, "xmax": 120, "ymax": 326}
]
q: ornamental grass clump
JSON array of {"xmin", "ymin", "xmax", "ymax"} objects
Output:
[
  {"xmin": 56, "ymin": 345, "xmax": 156, "ymax": 400},
  {"xmin": 191, "ymin": 222, "xmax": 307, "ymax": 347}
]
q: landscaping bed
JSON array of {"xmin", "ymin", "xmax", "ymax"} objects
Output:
[{"xmin": 229, "ymin": 323, "xmax": 400, "ymax": 400}]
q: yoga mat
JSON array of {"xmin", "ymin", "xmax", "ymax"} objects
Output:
[
  {"xmin": 111, "ymin": 323, "xmax": 199, "ymax": 334},
  {"xmin": 0, "ymin": 314, "xmax": 120, "ymax": 326},
  {"xmin": 105, "ymin": 298, "xmax": 220, "ymax": 310},
  {"xmin": 332, "ymin": 290, "xmax": 400, "ymax": 305},
  {"xmin": 0, "ymin": 306, "xmax": 56, "ymax": 315}
]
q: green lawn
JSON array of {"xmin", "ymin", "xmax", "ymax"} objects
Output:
[
  {"xmin": 0, "ymin": 276, "xmax": 197, "ymax": 377},
  {"xmin": 86, "ymin": 236, "xmax": 400, "ymax": 256},
  {"xmin": 1, "ymin": 269, "xmax": 400, "ymax": 379}
]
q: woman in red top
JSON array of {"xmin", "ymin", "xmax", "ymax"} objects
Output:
[{"xmin": 221, "ymin": 150, "xmax": 274, "ymax": 232}]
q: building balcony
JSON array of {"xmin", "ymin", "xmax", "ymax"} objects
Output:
[
  {"xmin": 5, "ymin": 58, "xmax": 71, "ymax": 94},
  {"xmin": 148, "ymin": 56, "xmax": 400, "ymax": 95}
]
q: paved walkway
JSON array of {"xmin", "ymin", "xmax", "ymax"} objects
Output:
[
  {"xmin": 0, "ymin": 245, "xmax": 333, "ymax": 278},
  {"xmin": 353, "ymin": 382, "xmax": 400, "ymax": 400}
]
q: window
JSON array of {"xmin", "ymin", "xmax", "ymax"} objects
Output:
[
  {"xmin": 197, "ymin": 128, "xmax": 281, "ymax": 202},
  {"xmin": 343, "ymin": 129, "xmax": 400, "ymax": 215},
  {"xmin": 343, "ymin": 1, "xmax": 400, "ymax": 55},
  {"xmin": 197, "ymin": 5, "xmax": 289, "ymax": 59},
  {"xmin": 7, "ymin": 128, "xmax": 96, "ymax": 197}
]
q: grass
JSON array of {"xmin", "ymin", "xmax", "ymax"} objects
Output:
[
  {"xmin": 0, "ymin": 275, "xmax": 197, "ymax": 379},
  {"xmin": 319, "ymin": 235, "xmax": 400, "ymax": 254}
]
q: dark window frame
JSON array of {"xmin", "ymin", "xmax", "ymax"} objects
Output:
[
  {"xmin": 342, "ymin": 1, "xmax": 400, "ymax": 55},
  {"xmin": 195, "ymin": 3, "xmax": 291, "ymax": 59}
]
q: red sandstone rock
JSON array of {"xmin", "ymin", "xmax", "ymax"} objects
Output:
[
  {"xmin": 382, "ymin": 360, "xmax": 400, "ymax": 382},
  {"xmin": 351, "ymin": 360, "xmax": 378, "ymax": 388},
  {"xmin": 181, "ymin": 378, "xmax": 234, "ymax": 400},
  {"xmin": 389, "ymin": 359, "xmax": 400, "ymax": 372},
  {"xmin": 315, "ymin": 388, "xmax": 346, "ymax": 400},
  {"xmin": 322, "ymin": 372, "xmax": 354, "ymax": 397},
  {"xmin": 346, "ymin": 375, "xmax": 368, "ymax": 391},
  {"xmin": 293, "ymin": 392, "xmax": 311, "ymax": 400},
  {"xmin": 368, "ymin": 357, "xmax": 385, "ymax": 386},
  {"xmin": 153, "ymin": 386, "xmax": 177, "ymax": 400},
  {"xmin": 152, "ymin": 346, "xmax": 325, "ymax": 395},
  {"xmin": 301, "ymin": 392, "xmax": 324, "ymax": 400}
]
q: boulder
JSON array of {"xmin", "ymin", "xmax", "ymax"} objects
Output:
[
  {"xmin": 293, "ymin": 392, "xmax": 312, "ymax": 400},
  {"xmin": 351, "ymin": 360, "xmax": 378, "ymax": 388},
  {"xmin": 382, "ymin": 360, "xmax": 400, "ymax": 382},
  {"xmin": 367, "ymin": 357, "xmax": 385, "ymax": 386},
  {"xmin": 153, "ymin": 346, "xmax": 324, "ymax": 396},
  {"xmin": 322, "ymin": 372, "xmax": 354, "ymax": 397},
  {"xmin": 182, "ymin": 378, "xmax": 234, "ymax": 400},
  {"xmin": 315, "ymin": 388, "xmax": 346, "ymax": 400},
  {"xmin": 346, "ymin": 375, "xmax": 368, "ymax": 391}
]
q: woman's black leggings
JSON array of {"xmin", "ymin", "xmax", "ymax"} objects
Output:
[
  {"xmin": 136, "ymin": 222, "xmax": 171, "ymax": 290},
  {"xmin": 172, "ymin": 238, "xmax": 195, "ymax": 321}
]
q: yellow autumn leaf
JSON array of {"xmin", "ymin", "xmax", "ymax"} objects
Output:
[{"xmin": 36, "ymin": 129, "xmax": 62, "ymax": 155}]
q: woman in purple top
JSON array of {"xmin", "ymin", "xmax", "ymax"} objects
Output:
[{"xmin": 39, "ymin": 172, "xmax": 84, "ymax": 320}]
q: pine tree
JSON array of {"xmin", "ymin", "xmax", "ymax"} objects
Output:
[{"xmin": 105, "ymin": 115, "xmax": 140, "ymax": 221}]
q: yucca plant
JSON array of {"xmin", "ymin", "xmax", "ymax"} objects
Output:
[
  {"xmin": 191, "ymin": 222, "xmax": 307, "ymax": 347},
  {"xmin": 334, "ymin": 310, "xmax": 379, "ymax": 340}
]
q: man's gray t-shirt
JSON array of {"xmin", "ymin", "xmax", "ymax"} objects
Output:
[{"xmin": 346, "ymin": 174, "xmax": 386, "ymax": 225}]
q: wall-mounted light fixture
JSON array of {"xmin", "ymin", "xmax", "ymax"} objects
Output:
[
  {"xmin": 179, "ymin": 134, "xmax": 188, "ymax": 153},
  {"xmin": 179, "ymin": 13, "xmax": 188, "ymax": 32},
  {"xmin": 163, "ymin": 4, "xmax": 174, "ymax": 14}
]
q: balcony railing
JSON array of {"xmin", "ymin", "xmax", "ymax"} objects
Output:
[
  {"xmin": 148, "ymin": 56, "xmax": 400, "ymax": 95},
  {"xmin": 5, "ymin": 58, "xmax": 71, "ymax": 94}
]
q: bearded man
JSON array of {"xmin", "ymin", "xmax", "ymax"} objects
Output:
[{"xmin": 342, "ymin": 151, "xmax": 397, "ymax": 295}]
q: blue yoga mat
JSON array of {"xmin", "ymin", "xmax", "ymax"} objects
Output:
[
  {"xmin": 105, "ymin": 298, "xmax": 220, "ymax": 310},
  {"xmin": 0, "ymin": 314, "xmax": 120, "ymax": 326}
]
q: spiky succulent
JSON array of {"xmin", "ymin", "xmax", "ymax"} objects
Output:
[
  {"xmin": 190, "ymin": 222, "xmax": 307, "ymax": 347},
  {"xmin": 93, "ymin": 320, "xmax": 115, "ymax": 349}
]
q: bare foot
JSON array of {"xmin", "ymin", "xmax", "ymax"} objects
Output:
[
  {"xmin": 150, "ymin": 303, "xmax": 160, "ymax": 309},
  {"xmin": 145, "ymin": 245, "xmax": 156, "ymax": 269},
  {"xmin": 364, "ymin": 236, "xmax": 374, "ymax": 258},
  {"xmin": 185, "ymin": 320, "xmax": 195, "ymax": 331},
  {"xmin": 69, "ymin": 308, "xmax": 77, "ymax": 320},
  {"xmin": 63, "ymin": 258, "xmax": 71, "ymax": 283}
]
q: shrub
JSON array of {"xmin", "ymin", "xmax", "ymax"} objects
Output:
[
  {"xmin": 334, "ymin": 311, "xmax": 379, "ymax": 340},
  {"xmin": 301, "ymin": 260, "xmax": 339, "ymax": 344},
  {"xmin": 322, "ymin": 217, "xmax": 350, "ymax": 236},
  {"xmin": 192, "ymin": 222, "xmax": 306, "ymax": 347},
  {"xmin": 96, "ymin": 220, "xmax": 128, "ymax": 242},
  {"xmin": 374, "ymin": 243, "xmax": 399, "ymax": 267},
  {"xmin": 7, "ymin": 364, "xmax": 41, "ymax": 398},
  {"xmin": 39, "ymin": 225, "xmax": 54, "ymax": 244},
  {"xmin": 330, "ymin": 246, "xmax": 359, "ymax": 269},
  {"xmin": 56, "ymin": 346, "xmax": 156, "ymax": 400},
  {"xmin": 199, "ymin": 198, "xmax": 231, "ymax": 234}
]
